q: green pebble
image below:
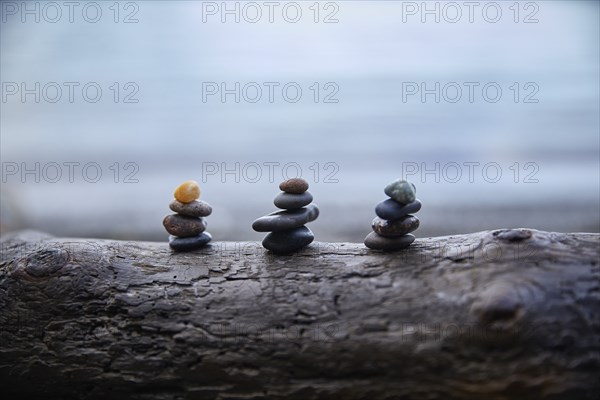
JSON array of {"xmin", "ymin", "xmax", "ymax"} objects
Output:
[{"xmin": 384, "ymin": 179, "xmax": 416, "ymax": 204}]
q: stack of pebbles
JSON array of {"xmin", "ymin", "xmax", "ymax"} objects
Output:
[
  {"xmin": 364, "ymin": 179, "xmax": 421, "ymax": 251},
  {"xmin": 252, "ymin": 178, "xmax": 319, "ymax": 254},
  {"xmin": 163, "ymin": 180, "xmax": 212, "ymax": 251}
]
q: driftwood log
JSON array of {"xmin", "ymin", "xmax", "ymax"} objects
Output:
[{"xmin": 0, "ymin": 229, "xmax": 598, "ymax": 400}]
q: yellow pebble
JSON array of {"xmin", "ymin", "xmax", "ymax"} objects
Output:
[{"xmin": 174, "ymin": 180, "xmax": 200, "ymax": 203}]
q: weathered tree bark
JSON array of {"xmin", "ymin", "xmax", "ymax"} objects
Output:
[{"xmin": 0, "ymin": 229, "xmax": 598, "ymax": 400}]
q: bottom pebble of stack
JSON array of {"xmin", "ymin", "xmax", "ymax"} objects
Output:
[
  {"xmin": 364, "ymin": 232, "xmax": 415, "ymax": 251},
  {"xmin": 262, "ymin": 226, "xmax": 314, "ymax": 254},
  {"xmin": 169, "ymin": 232, "xmax": 212, "ymax": 251}
]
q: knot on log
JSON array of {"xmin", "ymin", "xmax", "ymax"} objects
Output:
[
  {"xmin": 493, "ymin": 229, "xmax": 533, "ymax": 242},
  {"xmin": 17, "ymin": 248, "xmax": 70, "ymax": 278},
  {"xmin": 470, "ymin": 282, "xmax": 524, "ymax": 331}
]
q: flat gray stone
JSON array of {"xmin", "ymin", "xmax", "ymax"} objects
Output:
[
  {"xmin": 364, "ymin": 232, "xmax": 415, "ymax": 251},
  {"xmin": 372, "ymin": 215, "xmax": 419, "ymax": 237},
  {"xmin": 375, "ymin": 199, "xmax": 421, "ymax": 220},
  {"xmin": 169, "ymin": 200, "xmax": 212, "ymax": 217},
  {"xmin": 169, "ymin": 232, "xmax": 212, "ymax": 251},
  {"xmin": 252, "ymin": 204, "xmax": 319, "ymax": 232},
  {"xmin": 273, "ymin": 191, "xmax": 313, "ymax": 210},
  {"xmin": 262, "ymin": 226, "xmax": 314, "ymax": 254}
]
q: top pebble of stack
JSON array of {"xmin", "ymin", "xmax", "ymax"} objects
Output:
[
  {"xmin": 174, "ymin": 180, "xmax": 200, "ymax": 203},
  {"xmin": 384, "ymin": 179, "xmax": 416, "ymax": 204},
  {"xmin": 279, "ymin": 178, "xmax": 309, "ymax": 194}
]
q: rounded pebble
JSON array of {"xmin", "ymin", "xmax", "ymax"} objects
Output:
[
  {"xmin": 364, "ymin": 232, "xmax": 415, "ymax": 251},
  {"xmin": 384, "ymin": 179, "xmax": 416, "ymax": 204},
  {"xmin": 163, "ymin": 214, "xmax": 207, "ymax": 237},
  {"xmin": 169, "ymin": 199, "xmax": 212, "ymax": 217},
  {"xmin": 262, "ymin": 226, "xmax": 314, "ymax": 254},
  {"xmin": 252, "ymin": 204, "xmax": 319, "ymax": 232},
  {"xmin": 279, "ymin": 178, "xmax": 309, "ymax": 194},
  {"xmin": 372, "ymin": 215, "xmax": 420, "ymax": 237},
  {"xmin": 174, "ymin": 180, "xmax": 200, "ymax": 203},
  {"xmin": 169, "ymin": 232, "xmax": 212, "ymax": 251},
  {"xmin": 273, "ymin": 191, "xmax": 313, "ymax": 210},
  {"xmin": 375, "ymin": 199, "xmax": 421, "ymax": 220}
]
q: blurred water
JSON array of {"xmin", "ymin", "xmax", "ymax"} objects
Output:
[{"xmin": 1, "ymin": 1, "xmax": 599, "ymax": 241}]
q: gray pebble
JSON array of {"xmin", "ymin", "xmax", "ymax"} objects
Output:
[
  {"xmin": 375, "ymin": 199, "xmax": 421, "ymax": 220},
  {"xmin": 169, "ymin": 232, "xmax": 212, "ymax": 251},
  {"xmin": 169, "ymin": 199, "xmax": 212, "ymax": 217},
  {"xmin": 252, "ymin": 204, "xmax": 319, "ymax": 232},
  {"xmin": 163, "ymin": 214, "xmax": 207, "ymax": 237},
  {"xmin": 384, "ymin": 179, "xmax": 416, "ymax": 204},
  {"xmin": 273, "ymin": 191, "xmax": 313, "ymax": 210},
  {"xmin": 372, "ymin": 215, "xmax": 420, "ymax": 237},
  {"xmin": 364, "ymin": 232, "xmax": 415, "ymax": 251},
  {"xmin": 262, "ymin": 226, "xmax": 314, "ymax": 254}
]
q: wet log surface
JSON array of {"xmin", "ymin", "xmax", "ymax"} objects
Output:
[{"xmin": 0, "ymin": 229, "xmax": 599, "ymax": 400}]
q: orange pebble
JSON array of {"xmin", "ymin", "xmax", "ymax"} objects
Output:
[{"xmin": 174, "ymin": 180, "xmax": 200, "ymax": 203}]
